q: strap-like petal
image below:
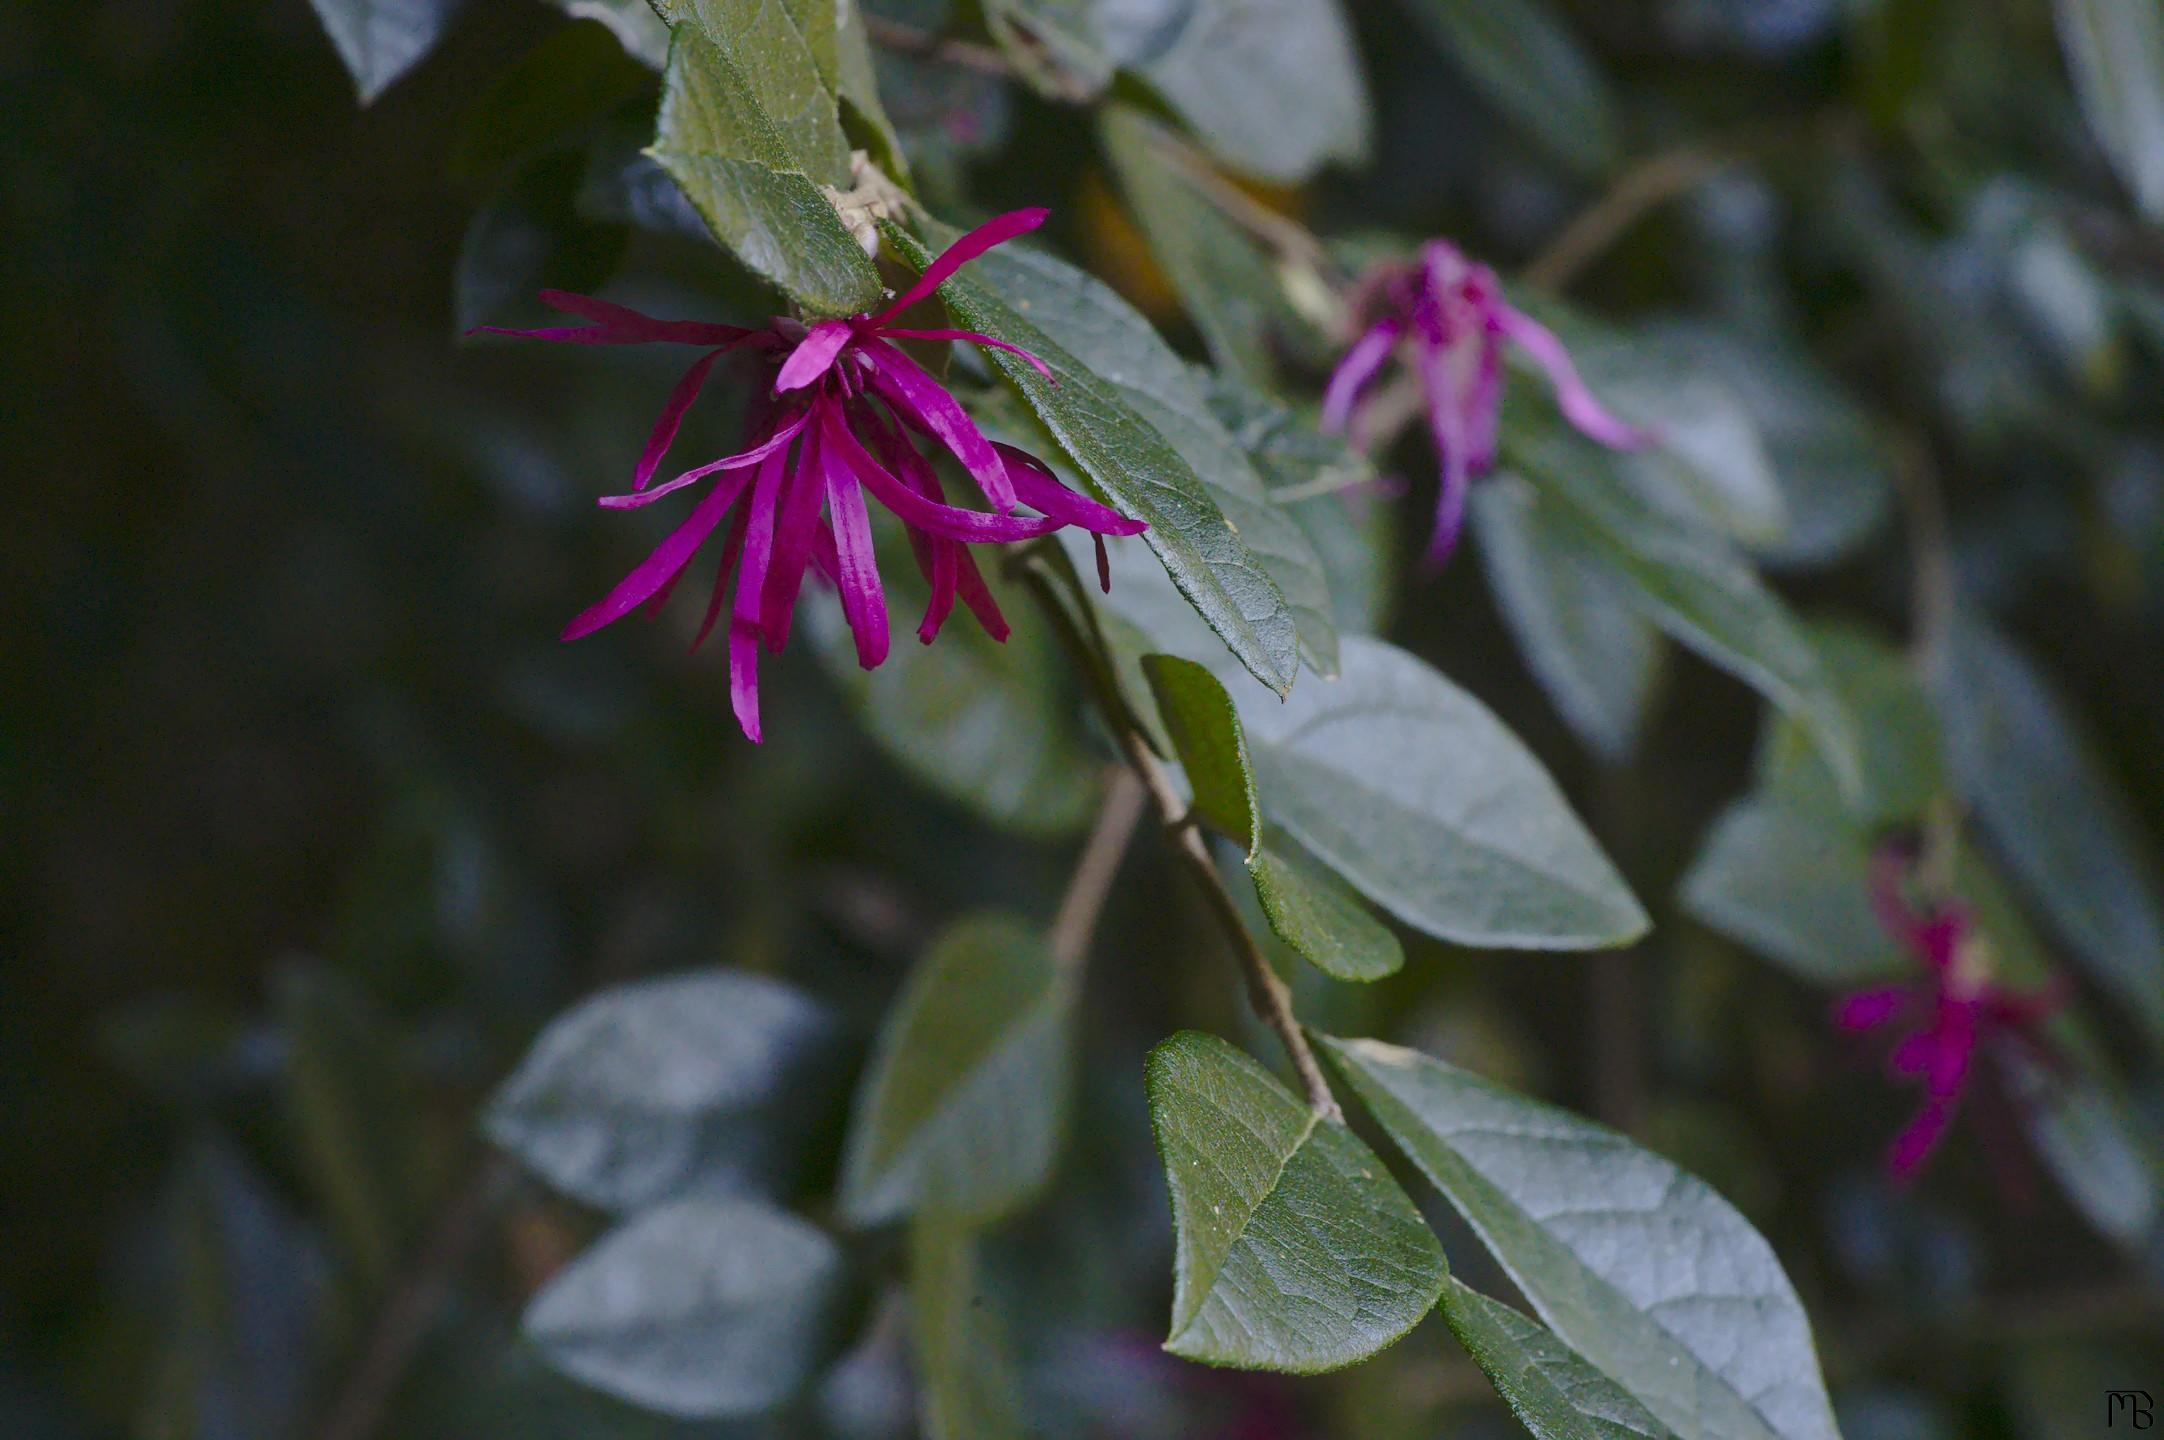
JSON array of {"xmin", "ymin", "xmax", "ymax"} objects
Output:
[
  {"xmin": 774, "ymin": 319, "xmax": 857, "ymax": 392},
  {"xmin": 823, "ymin": 438, "xmax": 891, "ymax": 669},
  {"xmin": 877, "ymin": 327, "xmax": 1054, "ymax": 380},
  {"xmin": 634, "ymin": 348, "xmax": 727, "ymax": 492},
  {"xmin": 872, "ymin": 209, "xmax": 1049, "ymax": 324},
  {"xmin": 474, "ymin": 291, "xmax": 762, "ymax": 347},
  {"xmin": 822, "ymin": 409, "xmax": 1060, "ymax": 544},
  {"xmin": 995, "ymin": 444, "xmax": 1147, "ymax": 536},
  {"xmin": 761, "ymin": 416, "xmax": 829, "ymax": 652},
  {"xmin": 599, "ymin": 411, "xmax": 809, "ymax": 509},
  {"xmin": 1495, "ymin": 305, "xmax": 1654, "ymax": 451},
  {"xmin": 862, "ymin": 341, "xmax": 1017, "ymax": 511},
  {"xmin": 1322, "ymin": 318, "xmax": 1400, "ymax": 438},
  {"xmin": 561, "ymin": 466, "xmax": 753, "ymax": 640}
]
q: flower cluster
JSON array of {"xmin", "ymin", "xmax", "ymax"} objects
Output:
[
  {"xmin": 1324, "ymin": 239, "xmax": 1651, "ymax": 567},
  {"xmin": 479, "ymin": 209, "xmax": 1144, "ymax": 741},
  {"xmin": 1834, "ymin": 841, "xmax": 2065, "ymax": 1178}
]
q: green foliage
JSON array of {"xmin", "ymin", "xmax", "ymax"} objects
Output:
[
  {"xmin": 308, "ymin": 0, "xmax": 467, "ymax": 102},
  {"xmin": 1147, "ymin": 1031, "xmax": 1447, "ymax": 1372},
  {"xmin": 1437, "ymin": 1280, "xmax": 1679, "ymax": 1440}
]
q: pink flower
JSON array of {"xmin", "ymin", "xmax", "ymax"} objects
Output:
[
  {"xmin": 475, "ymin": 210, "xmax": 1145, "ymax": 742},
  {"xmin": 1834, "ymin": 841, "xmax": 2065, "ymax": 1179},
  {"xmin": 1323, "ymin": 239, "xmax": 1652, "ymax": 567}
]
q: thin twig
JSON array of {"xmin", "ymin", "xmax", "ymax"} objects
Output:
[
  {"xmin": 1048, "ymin": 768, "xmax": 1149, "ymax": 973},
  {"xmin": 312, "ymin": 1153, "xmax": 518, "ymax": 1440},
  {"xmin": 862, "ymin": 15, "xmax": 1017, "ymax": 81},
  {"xmin": 1524, "ymin": 116, "xmax": 1844, "ymax": 292},
  {"xmin": 1018, "ymin": 558, "xmax": 1341, "ymax": 1120},
  {"xmin": 1146, "ymin": 130, "xmax": 1344, "ymax": 287}
]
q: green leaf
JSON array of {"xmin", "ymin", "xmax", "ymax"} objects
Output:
[
  {"xmin": 1100, "ymin": 106, "xmax": 1296, "ymax": 387},
  {"xmin": 546, "ymin": 0, "xmax": 672, "ymax": 68},
  {"xmin": 984, "ymin": 0, "xmax": 1117, "ymax": 98},
  {"xmin": 909, "ymin": 1223, "xmax": 1029, "ymax": 1440},
  {"xmin": 1505, "ymin": 422, "xmax": 1861, "ymax": 795},
  {"xmin": 449, "ymin": 21, "xmax": 654, "ymax": 187},
  {"xmin": 1470, "ymin": 475, "xmax": 1665, "ymax": 763},
  {"xmin": 883, "ymin": 224, "xmax": 1309, "ymax": 693},
  {"xmin": 811, "ymin": 558, "xmax": 1096, "ymax": 838},
  {"xmin": 1933, "ymin": 613, "xmax": 2164, "ymax": 1046},
  {"xmin": 306, "ymin": 0, "xmax": 465, "ymax": 104},
  {"xmin": 2053, "ymin": 0, "xmax": 2164, "ymax": 218},
  {"xmin": 840, "ymin": 914, "xmax": 1073, "ymax": 1224},
  {"xmin": 832, "ymin": 0, "xmax": 911, "ymax": 183},
  {"xmin": 1143, "ymin": 653, "xmax": 1259, "ymax": 851},
  {"xmin": 650, "ymin": 0, "xmax": 851, "ymax": 182},
  {"xmin": 1235, "ymin": 636, "xmax": 1646, "ymax": 950},
  {"xmin": 1146, "ymin": 1031, "xmax": 1446, "ymax": 1373},
  {"xmin": 1249, "ymin": 836, "xmax": 1405, "ymax": 982},
  {"xmin": 1107, "ymin": 0, "xmax": 1369, "ymax": 183},
  {"xmin": 1392, "ymin": 0, "xmax": 1620, "ymax": 176},
  {"xmin": 456, "ymin": 150, "xmax": 629, "ymax": 333},
  {"xmin": 1438, "ymin": 1279, "xmax": 1680, "ymax": 1440},
  {"xmin": 1322, "ymin": 1036, "xmax": 1841, "ymax": 1440},
  {"xmin": 1680, "ymin": 798, "xmax": 1904, "ymax": 988},
  {"xmin": 484, "ymin": 969, "xmax": 847, "ymax": 1212},
  {"xmin": 524, "ymin": 1196, "xmax": 848, "ymax": 1418},
  {"xmin": 2003, "ymin": 1048, "xmax": 2164, "ymax": 1253},
  {"xmin": 1756, "ymin": 621, "xmax": 1944, "ymax": 830},
  {"xmin": 651, "ymin": 29, "xmax": 883, "ymax": 316},
  {"xmin": 277, "ymin": 962, "xmax": 435, "ymax": 1287}
]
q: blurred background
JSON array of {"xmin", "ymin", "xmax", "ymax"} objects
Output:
[{"xmin": 5, "ymin": 0, "xmax": 2164, "ymax": 1436}]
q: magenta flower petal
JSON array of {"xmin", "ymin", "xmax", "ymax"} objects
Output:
[
  {"xmin": 761, "ymin": 417, "xmax": 828, "ymax": 652},
  {"xmin": 1414, "ymin": 336, "xmax": 1474, "ymax": 568},
  {"xmin": 1493, "ymin": 306, "xmax": 1655, "ymax": 451},
  {"xmin": 561, "ymin": 465, "xmax": 755, "ymax": 641},
  {"xmin": 1886, "ymin": 1098, "xmax": 1957, "ymax": 1180},
  {"xmin": 1834, "ymin": 987, "xmax": 1911, "ymax": 1031},
  {"xmin": 822, "ymin": 409, "xmax": 1060, "ymax": 544},
  {"xmin": 878, "ymin": 326, "xmax": 1055, "ymax": 380},
  {"xmin": 633, "ymin": 348, "xmax": 728, "ymax": 492},
  {"xmin": 862, "ymin": 340, "xmax": 1017, "ymax": 512},
  {"xmin": 600, "ymin": 411, "xmax": 810, "ymax": 509},
  {"xmin": 994, "ymin": 445, "xmax": 1146, "ymax": 535},
  {"xmin": 1321, "ymin": 318, "xmax": 1400, "ymax": 438},
  {"xmin": 691, "ymin": 498, "xmax": 754, "ymax": 653},
  {"xmin": 476, "ymin": 291, "xmax": 759, "ymax": 347},
  {"xmin": 871, "ymin": 207, "xmax": 1050, "ymax": 324},
  {"xmin": 823, "ymin": 444, "xmax": 891, "ymax": 669},
  {"xmin": 774, "ymin": 320, "xmax": 856, "ymax": 393},
  {"xmin": 953, "ymin": 546, "xmax": 1011, "ymax": 641}
]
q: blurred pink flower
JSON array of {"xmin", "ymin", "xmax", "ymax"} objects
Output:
[
  {"xmin": 1323, "ymin": 239, "xmax": 1651, "ymax": 568},
  {"xmin": 476, "ymin": 209, "xmax": 1143, "ymax": 741},
  {"xmin": 1835, "ymin": 841, "xmax": 2065, "ymax": 1178}
]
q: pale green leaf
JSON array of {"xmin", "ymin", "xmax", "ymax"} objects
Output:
[
  {"xmin": 1756, "ymin": 621, "xmax": 1943, "ymax": 830},
  {"xmin": 909, "ymin": 1223, "xmax": 1028, "ymax": 1440},
  {"xmin": 1439, "ymin": 1279, "xmax": 1680, "ymax": 1440},
  {"xmin": 1680, "ymin": 798, "xmax": 1904, "ymax": 988},
  {"xmin": 484, "ymin": 969, "xmax": 846, "ymax": 1212},
  {"xmin": 1147, "ymin": 1031, "xmax": 1447, "ymax": 1372},
  {"xmin": 2054, "ymin": 0, "xmax": 2164, "ymax": 218},
  {"xmin": 841, "ymin": 914, "xmax": 1073, "ymax": 1224},
  {"xmin": 1323, "ymin": 1036, "xmax": 1841, "ymax": 1440},
  {"xmin": 307, "ymin": 0, "xmax": 465, "ymax": 103},
  {"xmin": 524, "ymin": 1197, "xmax": 848, "ymax": 1418}
]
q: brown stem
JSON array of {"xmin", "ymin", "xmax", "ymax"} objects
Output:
[
  {"xmin": 861, "ymin": 15, "xmax": 1018, "ymax": 81},
  {"xmin": 1016, "ymin": 557, "xmax": 1340, "ymax": 1119},
  {"xmin": 1048, "ymin": 768, "xmax": 1149, "ymax": 973},
  {"xmin": 311, "ymin": 1153, "xmax": 518, "ymax": 1440},
  {"xmin": 1524, "ymin": 115, "xmax": 1846, "ymax": 292},
  {"xmin": 1145, "ymin": 130, "xmax": 1344, "ymax": 288}
]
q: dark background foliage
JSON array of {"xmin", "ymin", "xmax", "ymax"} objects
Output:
[{"xmin": 4, "ymin": 0, "xmax": 2163, "ymax": 1436}]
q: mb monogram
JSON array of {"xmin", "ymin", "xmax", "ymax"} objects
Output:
[{"xmin": 2109, "ymin": 1392, "xmax": 2155, "ymax": 1429}]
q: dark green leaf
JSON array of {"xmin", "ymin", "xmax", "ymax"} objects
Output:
[
  {"xmin": 1235, "ymin": 636, "xmax": 1646, "ymax": 950},
  {"xmin": 524, "ymin": 1197, "xmax": 848, "ymax": 1418},
  {"xmin": 1680, "ymin": 798, "xmax": 1904, "ymax": 987},
  {"xmin": 2003, "ymin": 1048, "xmax": 2163, "ymax": 1252},
  {"xmin": 909, "ymin": 1223, "xmax": 1028, "ymax": 1440},
  {"xmin": 1392, "ymin": 0, "xmax": 1620, "ymax": 176},
  {"xmin": 1933, "ymin": 613, "xmax": 2164, "ymax": 1046},
  {"xmin": 1249, "ymin": 836, "xmax": 1405, "ymax": 982},
  {"xmin": 456, "ymin": 150, "xmax": 629, "ymax": 333},
  {"xmin": 1756, "ymin": 622, "xmax": 1943, "ymax": 830},
  {"xmin": 883, "ymin": 224, "xmax": 1309, "ymax": 692},
  {"xmin": 651, "ymin": 0, "xmax": 851, "ymax": 182},
  {"xmin": 1323, "ymin": 1036, "xmax": 1841, "ymax": 1440},
  {"xmin": 1470, "ymin": 475, "xmax": 1665, "ymax": 763},
  {"xmin": 306, "ymin": 0, "xmax": 465, "ymax": 104},
  {"xmin": 546, "ymin": 0, "xmax": 671, "ymax": 68},
  {"xmin": 1505, "ymin": 422, "xmax": 1861, "ymax": 794},
  {"xmin": 840, "ymin": 914, "xmax": 1073, "ymax": 1224},
  {"xmin": 449, "ymin": 21, "xmax": 654, "ymax": 187},
  {"xmin": 1143, "ymin": 653, "xmax": 1259, "ymax": 851},
  {"xmin": 811, "ymin": 560, "xmax": 1096, "ymax": 838},
  {"xmin": 1100, "ymin": 106, "xmax": 1295, "ymax": 387},
  {"xmin": 2053, "ymin": 0, "xmax": 2164, "ymax": 218},
  {"xmin": 1106, "ymin": 0, "xmax": 1369, "ymax": 182},
  {"xmin": 1146, "ymin": 1031, "xmax": 1446, "ymax": 1372},
  {"xmin": 652, "ymin": 29, "xmax": 884, "ymax": 316},
  {"xmin": 485, "ymin": 969, "xmax": 847, "ymax": 1212},
  {"xmin": 1438, "ymin": 1279, "xmax": 1679, "ymax": 1440}
]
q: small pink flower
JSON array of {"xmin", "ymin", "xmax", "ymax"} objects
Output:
[
  {"xmin": 1835, "ymin": 841, "xmax": 2065, "ymax": 1179},
  {"xmin": 475, "ymin": 210, "xmax": 1144, "ymax": 742},
  {"xmin": 1323, "ymin": 239, "xmax": 1652, "ymax": 568}
]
